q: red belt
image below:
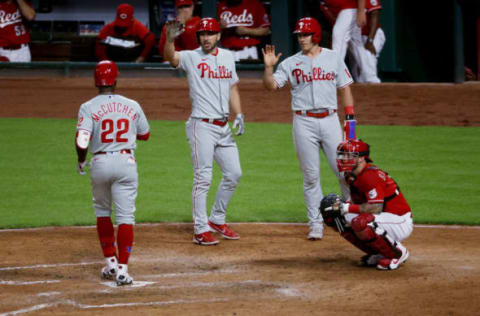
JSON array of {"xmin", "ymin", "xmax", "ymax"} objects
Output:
[
  {"xmin": 295, "ymin": 109, "xmax": 336, "ymax": 118},
  {"xmin": 202, "ymin": 119, "xmax": 228, "ymax": 127},
  {"xmin": 94, "ymin": 149, "xmax": 132, "ymax": 155},
  {"xmin": 2, "ymin": 44, "xmax": 24, "ymax": 50}
]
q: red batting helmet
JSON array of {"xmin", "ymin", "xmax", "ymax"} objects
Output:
[
  {"xmin": 197, "ymin": 17, "xmax": 220, "ymax": 33},
  {"xmin": 336, "ymin": 139, "xmax": 372, "ymax": 172},
  {"xmin": 115, "ymin": 3, "xmax": 134, "ymax": 28},
  {"xmin": 293, "ymin": 17, "xmax": 322, "ymax": 44},
  {"xmin": 95, "ymin": 60, "xmax": 119, "ymax": 87}
]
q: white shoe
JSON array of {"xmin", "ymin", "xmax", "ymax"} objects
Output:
[
  {"xmin": 101, "ymin": 256, "xmax": 118, "ymax": 280},
  {"xmin": 307, "ymin": 224, "xmax": 323, "ymax": 240},
  {"xmin": 116, "ymin": 264, "xmax": 133, "ymax": 286},
  {"xmin": 377, "ymin": 244, "xmax": 410, "ymax": 270}
]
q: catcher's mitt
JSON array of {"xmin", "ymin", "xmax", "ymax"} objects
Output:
[{"xmin": 320, "ymin": 193, "xmax": 346, "ymax": 232}]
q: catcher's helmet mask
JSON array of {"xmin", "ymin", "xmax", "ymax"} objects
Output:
[{"xmin": 336, "ymin": 139, "xmax": 372, "ymax": 172}]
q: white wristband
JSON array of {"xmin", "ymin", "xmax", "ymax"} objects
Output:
[{"xmin": 341, "ymin": 203, "xmax": 350, "ymax": 215}]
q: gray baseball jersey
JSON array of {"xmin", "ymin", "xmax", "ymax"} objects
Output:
[
  {"xmin": 76, "ymin": 93, "xmax": 150, "ymax": 225},
  {"xmin": 178, "ymin": 47, "xmax": 242, "ymax": 235},
  {"xmin": 273, "ymin": 48, "xmax": 353, "ymax": 111},
  {"xmin": 77, "ymin": 94, "xmax": 150, "ymax": 153},
  {"xmin": 273, "ymin": 48, "xmax": 352, "ymax": 232},
  {"xmin": 178, "ymin": 47, "xmax": 239, "ymax": 119}
]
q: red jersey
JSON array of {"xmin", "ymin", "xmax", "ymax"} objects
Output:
[
  {"xmin": 96, "ymin": 19, "xmax": 155, "ymax": 60},
  {"xmin": 347, "ymin": 164, "xmax": 411, "ymax": 216},
  {"xmin": 0, "ymin": 1, "xmax": 32, "ymax": 47},
  {"xmin": 217, "ymin": 0, "xmax": 270, "ymax": 50},
  {"xmin": 362, "ymin": 0, "xmax": 382, "ymax": 35},
  {"xmin": 158, "ymin": 16, "xmax": 200, "ymax": 57}
]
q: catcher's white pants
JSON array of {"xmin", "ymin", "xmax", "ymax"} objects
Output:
[
  {"xmin": 293, "ymin": 113, "xmax": 349, "ymax": 228},
  {"xmin": 345, "ymin": 212, "xmax": 413, "ymax": 242},
  {"xmin": 186, "ymin": 118, "xmax": 242, "ymax": 235}
]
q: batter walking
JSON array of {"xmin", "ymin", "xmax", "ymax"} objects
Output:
[
  {"xmin": 262, "ymin": 17, "xmax": 355, "ymax": 240},
  {"xmin": 75, "ymin": 60, "xmax": 150, "ymax": 285},
  {"xmin": 164, "ymin": 17, "xmax": 245, "ymax": 245}
]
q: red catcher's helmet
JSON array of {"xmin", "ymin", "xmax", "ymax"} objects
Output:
[
  {"xmin": 197, "ymin": 17, "xmax": 220, "ymax": 33},
  {"xmin": 293, "ymin": 17, "xmax": 322, "ymax": 44},
  {"xmin": 336, "ymin": 139, "xmax": 372, "ymax": 172},
  {"xmin": 95, "ymin": 60, "xmax": 119, "ymax": 87}
]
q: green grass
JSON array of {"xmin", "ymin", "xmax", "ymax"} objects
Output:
[{"xmin": 1, "ymin": 118, "xmax": 479, "ymax": 228}]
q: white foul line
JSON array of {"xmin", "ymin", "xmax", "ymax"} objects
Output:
[
  {"xmin": 0, "ymin": 261, "xmax": 101, "ymax": 271},
  {"xmin": 0, "ymin": 280, "xmax": 60, "ymax": 285},
  {"xmin": 0, "ymin": 298, "xmax": 231, "ymax": 316}
]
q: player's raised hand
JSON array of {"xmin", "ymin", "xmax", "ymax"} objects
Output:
[
  {"xmin": 165, "ymin": 20, "xmax": 185, "ymax": 42},
  {"xmin": 262, "ymin": 45, "xmax": 282, "ymax": 67}
]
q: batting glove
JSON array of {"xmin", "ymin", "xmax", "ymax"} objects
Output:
[
  {"xmin": 232, "ymin": 114, "xmax": 245, "ymax": 136},
  {"xmin": 77, "ymin": 160, "xmax": 88, "ymax": 175}
]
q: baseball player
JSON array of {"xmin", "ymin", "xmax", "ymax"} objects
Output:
[
  {"xmin": 158, "ymin": 0, "xmax": 201, "ymax": 59},
  {"xmin": 320, "ymin": 139, "xmax": 413, "ymax": 270},
  {"xmin": 217, "ymin": 0, "xmax": 271, "ymax": 62},
  {"xmin": 75, "ymin": 60, "xmax": 150, "ymax": 285},
  {"xmin": 0, "ymin": 0, "xmax": 35, "ymax": 62},
  {"xmin": 262, "ymin": 17, "xmax": 356, "ymax": 240},
  {"xmin": 164, "ymin": 17, "xmax": 245, "ymax": 245},
  {"xmin": 320, "ymin": 0, "xmax": 366, "ymax": 62},
  {"xmin": 348, "ymin": 0, "xmax": 385, "ymax": 83}
]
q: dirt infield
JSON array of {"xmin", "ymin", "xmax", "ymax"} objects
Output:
[
  {"xmin": 1, "ymin": 224, "xmax": 480, "ymax": 316},
  {"xmin": 1, "ymin": 77, "xmax": 480, "ymax": 315}
]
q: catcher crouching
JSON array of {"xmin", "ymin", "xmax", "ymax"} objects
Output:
[{"xmin": 320, "ymin": 139, "xmax": 413, "ymax": 270}]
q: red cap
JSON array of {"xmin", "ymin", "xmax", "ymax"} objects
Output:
[
  {"xmin": 95, "ymin": 60, "xmax": 119, "ymax": 87},
  {"xmin": 115, "ymin": 3, "xmax": 134, "ymax": 28},
  {"xmin": 175, "ymin": 0, "xmax": 194, "ymax": 7}
]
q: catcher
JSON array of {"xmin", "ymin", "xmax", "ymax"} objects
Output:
[{"xmin": 320, "ymin": 139, "xmax": 413, "ymax": 270}]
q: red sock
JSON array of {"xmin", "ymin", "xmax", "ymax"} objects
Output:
[
  {"xmin": 117, "ymin": 224, "xmax": 134, "ymax": 264},
  {"xmin": 96, "ymin": 217, "xmax": 117, "ymax": 258}
]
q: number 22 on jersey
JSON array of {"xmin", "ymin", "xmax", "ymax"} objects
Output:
[{"xmin": 101, "ymin": 118, "xmax": 129, "ymax": 143}]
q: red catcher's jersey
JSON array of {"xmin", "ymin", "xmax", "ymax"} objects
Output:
[
  {"xmin": 347, "ymin": 164, "xmax": 411, "ymax": 216},
  {"xmin": 362, "ymin": 0, "xmax": 382, "ymax": 35},
  {"xmin": 0, "ymin": 1, "xmax": 32, "ymax": 47},
  {"xmin": 158, "ymin": 16, "xmax": 200, "ymax": 57},
  {"xmin": 217, "ymin": 0, "xmax": 270, "ymax": 50}
]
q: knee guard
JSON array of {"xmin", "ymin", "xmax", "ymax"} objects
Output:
[{"xmin": 351, "ymin": 213, "xmax": 402, "ymax": 259}]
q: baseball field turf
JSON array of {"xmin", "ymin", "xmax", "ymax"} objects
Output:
[{"xmin": 1, "ymin": 117, "xmax": 479, "ymax": 228}]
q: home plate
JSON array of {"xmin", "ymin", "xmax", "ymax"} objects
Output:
[{"xmin": 101, "ymin": 281, "xmax": 156, "ymax": 288}]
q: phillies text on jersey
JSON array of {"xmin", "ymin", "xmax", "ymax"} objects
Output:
[
  {"xmin": 273, "ymin": 48, "xmax": 353, "ymax": 111},
  {"xmin": 178, "ymin": 47, "xmax": 239, "ymax": 119}
]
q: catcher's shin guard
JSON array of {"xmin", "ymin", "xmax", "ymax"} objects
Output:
[
  {"xmin": 351, "ymin": 213, "xmax": 402, "ymax": 259},
  {"xmin": 341, "ymin": 227, "xmax": 377, "ymax": 255}
]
